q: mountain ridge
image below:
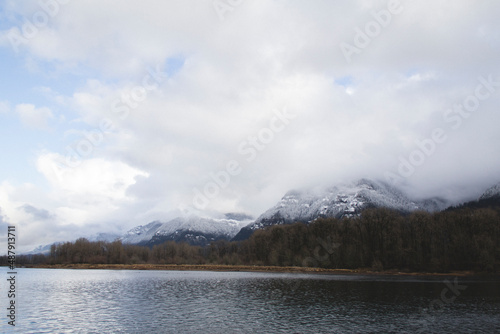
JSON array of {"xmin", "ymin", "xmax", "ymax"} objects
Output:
[
  {"xmin": 232, "ymin": 178, "xmax": 449, "ymax": 241},
  {"xmin": 26, "ymin": 179, "xmax": 500, "ymax": 253},
  {"xmin": 120, "ymin": 214, "xmax": 252, "ymax": 247},
  {"xmin": 479, "ymin": 182, "xmax": 500, "ymax": 200}
]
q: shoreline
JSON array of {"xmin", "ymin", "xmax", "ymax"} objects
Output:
[{"xmin": 21, "ymin": 263, "xmax": 494, "ymax": 277}]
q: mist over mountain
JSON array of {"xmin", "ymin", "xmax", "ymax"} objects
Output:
[
  {"xmin": 445, "ymin": 181, "xmax": 500, "ymax": 211},
  {"xmin": 232, "ymin": 178, "xmax": 449, "ymax": 241},
  {"xmin": 480, "ymin": 182, "xmax": 500, "ymax": 200},
  {"xmin": 25, "ymin": 179, "xmax": 500, "ymax": 253}
]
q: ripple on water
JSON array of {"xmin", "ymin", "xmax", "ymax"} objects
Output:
[{"xmin": 1, "ymin": 268, "xmax": 499, "ymax": 333}]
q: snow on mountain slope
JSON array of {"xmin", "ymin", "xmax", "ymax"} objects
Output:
[
  {"xmin": 254, "ymin": 178, "xmax": 429, "ymax": 224},
  {"xmin": 24, "ymin": 243, "xmax": 55, "ymax": 255},
  {"xmin": 121, "ymin": 221, "xmax": 164, "ymax": 245},
  {"xmin": 480, "ymin": 182, "xmax": 500, "ymax": 200},
  {"xmin": 87, "ymin": 232, "xmax": 121, "ymax": 243},
  {"xmin": 26, "ymin": 179, "xmax": 499, "ymax": 253},
  {"xmin": 232, "ymin": 178, "xmax": 447, "ymax": 241},
  {"xmin": 121, "ymin": 214, "xmax": 252, "ymax": 246},
  {"xmin": 154, "ymin": 216, "xmax": 250, "ymax": 238}
]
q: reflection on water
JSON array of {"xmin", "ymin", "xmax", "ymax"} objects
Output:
[{"xmin": 1, "ymin": 268, "xmax": 499, "ymax": 333}]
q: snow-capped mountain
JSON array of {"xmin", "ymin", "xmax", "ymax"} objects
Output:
[
  {"xmin": 121, "ymin": 221, "xmax": 164, "ymax": 245},
  {"xmin": 26, "ymin": 179, "xmax": 500, "ymax": 254},
  {"xmin": 24, "ymin": 233, "xmax": 120, "ymax": 255},
  {"xmin": 232, "ymin": 178, "xmax": 448, "ymax": 241},
  {"xmin": 24, "ymin": 243, "xmax": 55, "ymax": 255},
  {"xmin": 121, "ymin": 214, "xmax": 253, "ymax": 246},
  {"xmin": 480, "ymin": 182, "xmax": 500, "ymax": 200},
  {"xmin": 87, "ymin": 232, "xmax": 121, "ymax": 243},
  {"xmin": 445, "ymin": 181, "xmax": 500, "ymax": 211}
]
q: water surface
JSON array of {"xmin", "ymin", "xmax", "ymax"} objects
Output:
[{"xmin": 1, "ymin": 268, "xmax": 499, "ymax": 333}]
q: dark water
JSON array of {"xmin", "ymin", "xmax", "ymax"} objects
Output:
[{"xmin": 1, "ymin": 268, "xmax": 499, "ymax": 333}]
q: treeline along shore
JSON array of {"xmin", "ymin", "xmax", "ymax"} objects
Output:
[{"xmin": 2, "ymin": 207, "xmax": 499, "ymax": 274}]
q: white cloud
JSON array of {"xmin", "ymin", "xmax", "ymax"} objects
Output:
[
  {"xmin": 15, "ymin": 103, "xmax": 54, "ymax": 129},
  {"xmin": 36, "ymin": 153, "xmax": 149, "ymax": 203}
]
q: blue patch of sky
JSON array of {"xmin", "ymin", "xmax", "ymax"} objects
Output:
[
  {"xmin": 0, "ymin": 54, "xmax": 83, "ymax": 106},
  {"xmin": 0, "ymin": 110, "xmax": 48, "ymax": 185},
  {"xmin": 335, "ymin": 76, "xmax": 353, "ymax": 87},
  {"xmin": 404, "ymin": 68, "xmax": 422, "ymax": 78},
  {"xmin": 0, "ymin": 52, "xmax": 78, "ymax": 185},
  {"xmin": 0, "ymin": 4, "xmax": 20, "ymax": 29},
  {"xmin": 165, "ymin": 56, "xmax": 185, "ymax": 77}
]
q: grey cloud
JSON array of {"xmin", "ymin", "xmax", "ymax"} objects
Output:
[{"xmin": 20, "ymin": 204, "xmax": 54, "ymax": 220}]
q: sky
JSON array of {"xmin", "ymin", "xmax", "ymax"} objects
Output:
[{"xmin": 0, "ymin": 0, "xmax": 499, "ymax": 252}]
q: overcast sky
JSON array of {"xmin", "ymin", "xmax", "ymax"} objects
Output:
[{"xmin": 0, "ymin": 0, "xmax": 499, "ymax": 251}]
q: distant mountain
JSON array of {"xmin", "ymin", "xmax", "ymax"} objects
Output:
[
  {"xmin": 24, "ymin": 243, "xmax": 55, "ymax": 255},
  {"xmin": 232, "ymin": 178, "xmax": 448, "ymax": 241},
  {"xmin": 27, "ymin": 179, "xmax": 500, "ymax": 253},
  {"xmin": 87, "ymin": 232, "xmax": 121, "ymax": 243},
  {"xmin": 121, "ymin": 221, "xmax": 164, "ymax": 245},
  {"xmin": 24, "ymin": 233, "xmax": 120, "ymax": 255},
  {"xmin": 26, "ymin": 214, "xmax": 252, "ymax": 254},
  {"xmin": 446, "ymin": 181, "xmax": 500, "ymax": 211},
  {"xmin": 121, "ymin": 214, "xmax": 253, "ymax": 247},
  {"xmin": 480, "ymin": 182, "xmax": 500, "ymax": 200}
]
